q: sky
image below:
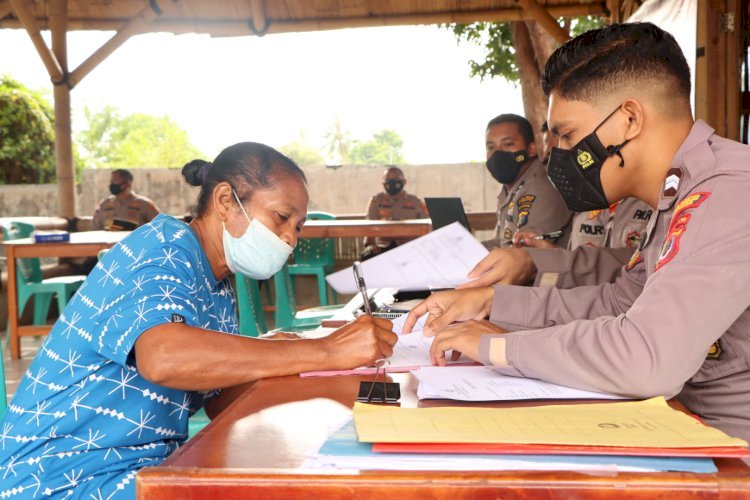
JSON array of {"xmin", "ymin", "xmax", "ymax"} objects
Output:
[{"xmin": 0, "ymin": 25, "xmax": 525, "ymax": 165}]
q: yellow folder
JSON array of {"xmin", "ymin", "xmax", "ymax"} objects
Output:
[{"xmin": 353, "ymin": 397, "xmax": 748, "ymax": 448}]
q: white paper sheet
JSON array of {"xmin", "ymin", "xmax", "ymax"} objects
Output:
[
  {"xmin": 414, "ymin": 366, "xmax": 623, "ymax": 401},
  {"xmin": 326, "ymin": 222, "xmax": 488, "ymax": 293}
]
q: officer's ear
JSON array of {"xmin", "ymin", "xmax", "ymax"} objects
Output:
[
  {"xmin": 621, "ymin": 98, "xmax": 645, "ymax": 141},
  {"xmin": 527, "ymin": 141, "xmax": 538, "ymax": 159}
]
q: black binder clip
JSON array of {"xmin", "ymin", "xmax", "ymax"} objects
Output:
[{"xmin": 357, "ymin": 359, "xmax": 400, "ymax": 404}]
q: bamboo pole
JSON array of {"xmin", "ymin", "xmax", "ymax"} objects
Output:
[
  {"xmin": 7, "ymin": 0, "xmax": 64, "ymax": 81},
  {"xmin": 515, "ymin": 0, "xmax": 570, "ymax": 45},
  {"xmin": 0, "ymin": 4, "xmax": 605, "ymax": 35},
  {"xmin": 68, "ymin": 1, "xmax": 166, "ymax": 87},
  {"xmin": 49, "ymin": 0, "xmax": 76, "ymax": 218}
]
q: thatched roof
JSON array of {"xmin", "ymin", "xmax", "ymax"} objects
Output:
[{"xmin": 0, "ymin": 0, "xmax": 608, "ymax": 37}]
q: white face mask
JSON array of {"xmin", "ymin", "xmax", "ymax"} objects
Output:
[{"xmin": 222, "ymin": 191, "xmax": 293, "ymax": 279}]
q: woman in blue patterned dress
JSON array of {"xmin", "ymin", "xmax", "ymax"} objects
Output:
[{"xmin": 0, "ymin": 142, "xmax": 396, "ymax": 498}]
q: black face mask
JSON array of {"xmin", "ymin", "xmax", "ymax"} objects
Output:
[
  {"xmin": 547, "ymin": 106, "xmax": 629, "ymax": 212},
  {"xmin": 109, "ymin": 183, "xmax": 124, "ymax": 195},
  {"xmin": 384, "ymin": 179, "xmax": 404, "ymax": 196},
  {"xmin": 486, "ymin": 149, "xmax": 529, "ymax": 184}
]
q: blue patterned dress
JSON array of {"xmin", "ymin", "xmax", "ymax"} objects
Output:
[{"xmin": 0, "ymin": 215, "xmax": 238, "ymax": 498}]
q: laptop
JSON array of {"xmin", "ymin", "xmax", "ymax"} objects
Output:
[{"xmin": 425, "ymin": 197, "xmax": 471, "ymax": 232}]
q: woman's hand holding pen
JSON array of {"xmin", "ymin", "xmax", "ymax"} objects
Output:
[{"xmin": 320, "ymin": 315, "xmax": 397, "ymax": 370}]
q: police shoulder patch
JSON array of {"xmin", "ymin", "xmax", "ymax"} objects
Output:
[
  {"xmin": 625, "ymin": 249, "xmax": 643, "ymax": 271},
  {"xmin": 655, "ymin": 192, "xmax": 711, "ymax": 271}
]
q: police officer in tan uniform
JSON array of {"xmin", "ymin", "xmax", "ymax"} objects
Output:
[
  {"xmin": 92, "ymin": 169, "xmax": 160, "ymax": 230},
  {"xmin": 405, "ymin": 23, "xmax": 750, "ymax": 443},
  {"xmin": 483, "ymin": 114, "xmax": 571, "ymax": 249},
  {"xmin": 363, "ymin": 166, "xmax": 428, "ymax": 259}
]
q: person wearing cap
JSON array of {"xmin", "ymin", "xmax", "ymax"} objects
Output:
[
  {"xmin": 483, "ymin": 114, "xmax": 571, "ymax": 249},
  {"xmin": 362, "ymin": 166, "xmax": 428, "ymax": 259}
]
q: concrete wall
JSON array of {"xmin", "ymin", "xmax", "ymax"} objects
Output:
[{"xmin": 1, "ymin": 164, "xmax": 499, "ymax": 219}]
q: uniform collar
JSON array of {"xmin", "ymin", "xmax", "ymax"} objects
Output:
[
  {"xmin": 501, "ymin": 158, "xmax": 543, "ymax": 198},
  {"xmin": 385, "ymin": 189, "xmax": 408, "ymax": 201}
]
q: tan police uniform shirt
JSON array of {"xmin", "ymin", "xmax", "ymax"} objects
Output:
[
  {"xmin": 92, "ymin": 192, "xmax": 160, "ymax": 230},
  {"xmin": 479, "ymin": 121, "xmax": 750, "ymax": 442},
  {"xmin": 365, "ymin": 190, "xmax": 428, "ymax": 247},
  {"xmin": 527, "ymin": 197, "xmax": 653, "ymax": 288},
  {"xmin": 485, "ymin": 158, "xmax": 571, "ymax": 249}
]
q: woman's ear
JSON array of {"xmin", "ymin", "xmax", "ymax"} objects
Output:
[
  {"xmin": 212, "ymin": 182, "xmax": 235, "ymax": 222},
  {"xmin": 621, "ymin": 98, "xmax": 645, "ymax": 141}
]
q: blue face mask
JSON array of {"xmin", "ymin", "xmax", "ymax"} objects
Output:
[{"xmin": 222, "ymin": 191, "xmax": 293, "ymax": 279}]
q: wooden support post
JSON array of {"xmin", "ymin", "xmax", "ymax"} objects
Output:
[
  {"xmin": 68, "ymin": 1, "xmax": 166, "ymax": 87},
  {"xmin": 8, "ymin": 0, "xmax": 64, "ymax": 82},
  {"xmin": 49, "ymin": 0, "xmax": 76, "ymax": 218},
  {"xmin": 696, "ymin": 0, "xmax": 741, "ymax": 140},
  {"xmin": 515, "ymin": 0, "xmax": 570, "ymax": 45}
]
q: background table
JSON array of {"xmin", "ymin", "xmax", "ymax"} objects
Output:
[
  {"xmin": 2, "ymin": 230, "xmax": 128, "ymax": 359},
  {"xmin": 299, "ymin": 218, "xmax": 431, "ymax": 239},
  {"xmin": 137, "ymin": 373, "xmax": 750, "ymax": 498}
]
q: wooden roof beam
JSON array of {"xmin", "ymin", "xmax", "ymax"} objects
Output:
[
  {"xmin": 515, "ymin": 0, "xmax": 570, "ymax": 44},
  {"xmin": 8, "ymin": 0, "xmax": 64, "ymax": 82},
  {"xmin": 0, "ymin": 4, "xmax": 606, "ymax": 35},
  {"xmin": 68, "ymin": 0, "xmax": 169, "ymax": 87},
  {"xmin": 0, "ymin": 1, "xmax": 12, "ymax": 20}
]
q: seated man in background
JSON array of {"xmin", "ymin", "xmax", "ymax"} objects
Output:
[
  {"xmin": 483, "ymin": 114, "xmax": 571, "ymax": 249},
  {"xmin": 362, "ymin": 166, "xmax": 428, "ymax": 260},
  {"xmin": 463, "ymin": 117, "xmax": 652, "ymax": 289},
  {"xmin": 92, "ymin": 168, "xmax": 160, "ymax": 230}
]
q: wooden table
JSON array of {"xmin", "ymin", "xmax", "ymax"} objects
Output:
[
  {"xmin": 2, "ymin": 230, "xmax": 128, "ymax": 359},
  {"xmin": 137, "ymin": 373, "xmax": 750, "ymax": 498}
]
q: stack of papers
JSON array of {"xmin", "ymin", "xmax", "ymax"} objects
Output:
[
  {"xmin": 352, "ymin": 397, "xmax": 750, "ymax": 459},
  {"xmin": 415, "ymin": 366, "xmax": 623, "ymax": 401},
  {"xmin": 326, "ymin": 222, "xmax": 488, "ymax": 293},
  {"xmin": 302, "ymin": 419, "xmax": 719, "ymax": 473}
]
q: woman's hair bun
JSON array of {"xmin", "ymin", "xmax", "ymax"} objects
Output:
[{"xmin": 182, "ymin": 159, "xmax": 211, "ymax": 187}]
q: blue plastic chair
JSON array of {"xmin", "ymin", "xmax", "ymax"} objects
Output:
[
  {"xmin": 288, "ymin": 211, "xmax": 338, "ymax": 306},
  {"xmin": 234, "ymin": 274, "xmax": 268, "ymax": 337},
  {"xmin": 1, "ymin": 222, "xmax": 85, "ymax": 329},
  {"xmin": 274, "ymin": 263, "xmax": 345, "ymax": 329}
]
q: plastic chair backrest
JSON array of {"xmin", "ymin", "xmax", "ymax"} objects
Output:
[
  {"xmin": 273, "ymin": 263, "xmax": 297, "ymax": 329},
  {"xmin": 293, "ymin": 211, "xmax": 335, "ymax": 268},
  {"xmin": 235, "ymin": 274, "xmax": 268, "ymax": 336},
  {"xmin": 1, "ymin": 221, "xmax": 42, "ymax": 283},
  {"xmin": 0, "ymin": 338, "xmax": 6, "ymax": 416}
]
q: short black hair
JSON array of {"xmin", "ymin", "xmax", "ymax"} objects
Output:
[
  {"xmin": 112, "ymin": 169, "xmax": 133, "ymax": 183},
  {"xmin": 541, "ymin": 22, "xmax": 690, "ymax": 103},
  {"xmin": 486, "ymin": 114, "xmax": 535, "ymax": 145},
  {"xmin": 385, "ymin": 166, "xmax": 404, "ymax": 177},
  {"xmin": 182, "ymin": 142, "xmax": 307, "ymax": 217}
]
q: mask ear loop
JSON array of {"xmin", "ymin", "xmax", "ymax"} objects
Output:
[
  {"xmin": 594, "ymin": 105, "xmax": 630, "ymax": 168},
  {"xmin": 232, "ymin": 189, "xmax": 253, "ymax": 222}
]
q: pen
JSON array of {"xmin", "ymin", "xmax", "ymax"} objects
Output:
[
  {"xmin": 352, "ymin": 261, "xmax": 372, "ymax": 315},
  {"xmin": 532, "ymin": 230, "xmax": 564, "ymax": 241}
]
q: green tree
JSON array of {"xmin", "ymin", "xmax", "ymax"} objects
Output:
[
  {"xmin": 447, "ymin": 16, "xmax": 605, "ymax": 142},
  {"xmin": 77, "ymin": 107, "xmax": 203, "ymax": 168},
  {"xmin": 0, "ymin": 76, "xmax": 55, "ymax": 184},
  {"xmin": 279, "ymin": 132, "xmax": 324, "ymax": 166},
  {"xmin": 324, "ymin": 115, "xmax": 352, "ymax": 164},
  {"xmin": 348, "ymin": 129, "xmax": 405, "ymax": 165}
]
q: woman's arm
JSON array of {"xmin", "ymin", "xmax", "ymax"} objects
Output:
[{"xmin": 134, "ymin": 315, "xmax": 396, "ymax": 391}]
